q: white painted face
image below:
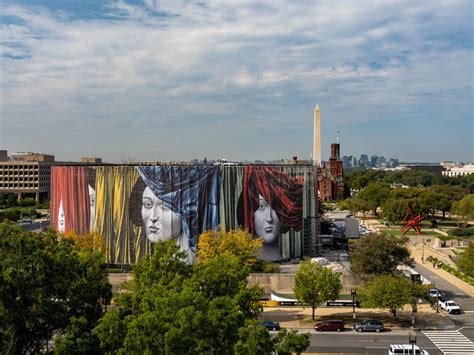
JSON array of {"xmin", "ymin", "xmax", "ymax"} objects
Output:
[
  {"xmin": 141, "ymin": 186, "xmax": 181, "ymax": 243},
  {"xmin": 253, "ymin": 194, "xmax": 281, "ymax": 243},
  {"xmin": 88, "ymin": 185, "xmax": 96, "ymax": 232},
  {"xmin": 58, "ymin": 200, "xmax": 65, "ymax": 233}
]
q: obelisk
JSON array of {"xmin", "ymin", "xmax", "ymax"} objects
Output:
[{"xmin": 313, "ymin": 104, "xmax": 321, "ymax": 166}]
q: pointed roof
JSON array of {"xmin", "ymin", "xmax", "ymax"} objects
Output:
[{"xmin": 315, "ymin": 104, "xmax": 320, "ymax": 111}]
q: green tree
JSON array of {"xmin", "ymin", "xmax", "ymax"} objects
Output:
[
  {"xmin": 294, "ymin": 261, "xmax": 342, "ymax": 320},
  {"xmin": 382, "ymin": 198, "xmax": 414, "ymax": 223},
  {"xmin": 339, "ymin": 197, "xmax": 372, "ymax": 223},
  {"xmin": 358, "ymin": 275, "xmax": 424, "ymax": 318},
  {"xmin": 54, "ymin": 316, "xmax": 99, "ymax": 355},
  {"xmin": 350, "ymin": 233, "xmax": 413, "ymax": 276},
  {"xmin": 92, "ymin": 309, "xmax": 128, "ymax": 354},
  {"xmin": 18, "ymin": 197, "xmax": 36, "ymax": 207},
  {"xmin": 95, "ymin": 240, "xmax": 274, "ymax": 354},
  {"xmin": 272, "ymin": 329, "xmax": 310, "ymax": 355},
  {"xmin": 356, "ymin": 182, "xmax": 391, "ymax": 215},
  {"xmin": 0, "ymin": 223, "xmax": 111, "ymax": 354},
  {"xmin": 233, "ymin": 321, "xmax": 273, "ymax": 355},
  {"xmin": 418, "ymin": 190, "xmax": 450, "ymax": 218},
  {"xmin": 451, "ymin": 194, "xmax": 474, "ymax": 225},
  {"xmin": 456, "ymin": 242, "xmax": 474, "ymax": 277}
]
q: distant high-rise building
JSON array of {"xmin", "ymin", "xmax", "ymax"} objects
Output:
[
  {"xmin": 342, "ymin": 155, "xmax": 352, "ymax": 169},
  {"xmin": 370, "ymin": 155, "xmax": 378, "ymax": 167},
  {"xmin": 352, "ymin": 156, "xmax": 358, "ymax": 167},
  {"xmin": 359, "ymin": 154, "xmax": 369, "ymax": 166},
  {"xmin": 377, "ymin": 156, "xmax": 386, "ymax": 167}
]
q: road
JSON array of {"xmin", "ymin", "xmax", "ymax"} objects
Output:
[
  {"xmin": 413, "ymin": 262, "xmax": 474, "ymax": 327},
  {"xmin": 292, "ymin": 261, "xmax": 474, "ymax": 354},
  {"xmin": 18, "ymin": 219, "xmax": 49, "ymax": 232},
  {"xmin": 278, "ymin": 329, "xmax": 443, "ymax": 354}
]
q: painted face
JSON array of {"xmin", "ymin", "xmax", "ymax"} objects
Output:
[
  {"xmin": 58, "ymin": 200, "xmax": 65, "ymax": 233},
  {"xmin": 88, "ymin": 185, "xmax": 96, "ymax": 232},
  {"xmin": 141, "ymin": 186, "xmax": 181, "ymax": 243},
  {"xmin": 254, "ymin": 194, "xmax": 281, "ymax": 243}
]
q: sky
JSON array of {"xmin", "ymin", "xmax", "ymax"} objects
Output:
[{"xmin": 1, "ymin": 0, "xmax": 473, "ymax": 163}]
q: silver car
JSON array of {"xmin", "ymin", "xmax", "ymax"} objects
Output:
[{"xmin": 355, "ymin": 320, "xmax": 385, "ymax": 333}]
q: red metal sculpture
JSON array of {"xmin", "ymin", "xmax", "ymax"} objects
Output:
[{"xmin": 400, "ymin": 205, "xmax": 423, "ymax": 236}]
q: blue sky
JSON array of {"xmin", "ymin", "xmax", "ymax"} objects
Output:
[{"xmin": 1, "ymin": 0, "xmax": 473, "ymax": 163}]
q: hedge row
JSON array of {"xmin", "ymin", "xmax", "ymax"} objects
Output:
[
  {"xmin": 448, "ymin": 228, "xmax": 474, "ymax": 237},
  {"xmin": 426, "ymin": 256, "xmax": 474, "ymax": 286}
]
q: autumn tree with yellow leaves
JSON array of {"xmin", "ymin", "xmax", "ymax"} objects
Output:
[
  {"xmin": 197, "ymin": 229, "xmax": 263, "ymax": 266},
  {"xmin": 62, "ymin": 230, "xmax": 104, "ymax": 253}
]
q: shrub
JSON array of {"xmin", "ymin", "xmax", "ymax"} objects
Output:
[
  {"xmin": 426, "ymin": 256, "xmax": 474, "ymax": 286},
  {"xmin": 448, "ymin": 228, "xmax": 474, "ymax": 237}
]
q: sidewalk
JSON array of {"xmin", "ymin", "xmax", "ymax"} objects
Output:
[
  {"xmin": 411, "ymin": 246, "xmax": 474, "ymax": 297},
  {"xmin": 262, "ymin": 304, "xmax": 455, "ymax": 330}
]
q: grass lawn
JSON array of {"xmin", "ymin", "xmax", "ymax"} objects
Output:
[
  {"xmin": 378, "ymin": 218, "xmax": 460, "ymax": 229},
  {"xmin": 382, "ymin": 228, "xmax": 444, "ymax": 237}
]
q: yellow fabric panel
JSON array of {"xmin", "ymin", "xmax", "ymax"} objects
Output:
[{"xmin": 94, "ymin": 166, "xmax": 143, "ymax": 264}]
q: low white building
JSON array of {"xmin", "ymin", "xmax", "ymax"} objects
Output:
[{"xmin": 442, "ymin": 164, "xmax": 474, "ymax": 177}]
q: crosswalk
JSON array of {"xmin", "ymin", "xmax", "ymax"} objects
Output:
[{"xmin": 423, "ymin": 330, "xmax": 474, "ymax": 354}]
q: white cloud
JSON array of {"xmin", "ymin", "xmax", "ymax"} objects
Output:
[{"xmin": 0, "ymin": 0, "xmax": 472, "ymax": 162}]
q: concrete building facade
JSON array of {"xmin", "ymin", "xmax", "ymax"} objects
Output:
[{"xmin": 0, "ymin": 152, "xmax": 53, "ymax": 202}]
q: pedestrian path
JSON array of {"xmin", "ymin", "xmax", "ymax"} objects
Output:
[{"xmin": 422, "ymin": 330, "xmax": 474, "ymax": 354}]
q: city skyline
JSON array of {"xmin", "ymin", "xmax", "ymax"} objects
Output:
[{"xmin": 1, "ymin": 0, "xmax": 473, "ymax": 163}]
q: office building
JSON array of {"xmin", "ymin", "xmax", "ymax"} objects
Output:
[{"xmin": 0, "ymin": 151, "xmax": 54, "ymax": 202}]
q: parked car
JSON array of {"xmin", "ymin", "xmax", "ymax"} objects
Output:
[
  {"xmin": 17, "ymin": 218, "xmax": 33, "ymax": 224},
  {"xmin": 428, "ymin": 288, "xmax": 442, "ymax": 298},
  {"xmin": 260, "ymin": 320, "xmax": 280, "ymax": 331},
  {"xmin": 314, "ymin": 320, "xmax": 344, "ymax": 332},
  {"xmin": 438, "ymin": 300, "xmax": 462, "ymax": 314},
  {"xmin": 355, "ymin": 320, "xmax": 385, "ymax": 333},
  {"xmin": 388, "ymin": 344, "xmax": 429, "ymax": 354}
]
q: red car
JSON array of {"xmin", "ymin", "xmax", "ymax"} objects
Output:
[{"xmin": 314, "ymin": 320, "xmax": 345, "ymax": 332}]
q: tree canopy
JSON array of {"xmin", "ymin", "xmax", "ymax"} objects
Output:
[
  {"xmin": 349, "ymin": 233, "xmax": 413, "ymax": 276},
  {"xmin": 93, "ymin": 239, "xmax": 309, "ymax": 354},
  {"xmin": 0, "ymin": 223, "xmax": 111, "ymax": 354},
  {"xmin": 451, "ymin": 194, "xmax": 474, "ymax": 224},
  {"xmin": 358, "ymin": 275, "xmax": 429, "ymax": 318},
  {"xmin": 456, "ymin": 242, "xmax": 474, "ymax": 277},
  {"xmin": 197, "ymin": 229, "xmax": 263, "ymax": 266},
  {"xmin": 294, "ymin": 261, "xmax": 342, "ymax": 320}
]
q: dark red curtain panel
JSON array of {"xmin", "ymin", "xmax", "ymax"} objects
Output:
[
  {"xmin": 51, "ymin": 166, "xmax": 90, "ymax": 235},
  {"xmin": 242, "ymin": 165, "xmax": 304, "ymax": 234}
]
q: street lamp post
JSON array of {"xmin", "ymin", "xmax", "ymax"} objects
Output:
[
  {"xmin": 408, "ymin": 332, "xmax": 417, "ymax": 355},
  {"xmin": 351, "ymin": 289, "xmax": 357, "ymax": 329}
]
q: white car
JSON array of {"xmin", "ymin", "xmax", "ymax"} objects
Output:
[
  {"xmin": 438, "ymin": 300, "xmax": 462, "ymax": 314},
  {"xmin": 388, "ymin": 344, "xmax": 429, "ymax": 355},
  {"xmin": 428, "ymin": 288, "xmax": 442, "ymax": 298}
]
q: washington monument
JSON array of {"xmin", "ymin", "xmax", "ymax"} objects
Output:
[{"xmin": 312, "ymin": 104, "xmax": 321, "ymax": 166}]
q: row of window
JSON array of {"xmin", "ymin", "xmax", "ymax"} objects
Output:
[
  {"xmin": 0, "ymin": 183, "xmax": 41, "ymax": 189},
  {"xmin": 0, "ymin": 166, "xmax": 39, "ymax": 170},
  {"xmin": 0, "ymin": 177, "xmax": 40, "ymax": 181}
]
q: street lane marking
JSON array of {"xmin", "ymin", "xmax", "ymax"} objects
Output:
[{"xmin": 423, "ymin": 330, "xmax": 474, "ymax": 355}]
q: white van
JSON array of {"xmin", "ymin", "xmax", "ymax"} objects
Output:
[{"xmin": 388, "ymin": 344, "xmax": 429, "ymax": 355}]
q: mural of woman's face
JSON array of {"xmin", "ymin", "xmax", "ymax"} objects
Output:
[
  {"xmin": 88, "ymin": 184, "xmax": 96, "ymax": 232},
  {"xmin": 141, "ymin": 186, "xmax": 181, "ymax": 243},
  {"xmin": 254, "ymin": 194, "xmax": 281, "ymax": 243},
  {"xmin": 58, "ymin": 200, "xmax": 65, "ymax": 233}
]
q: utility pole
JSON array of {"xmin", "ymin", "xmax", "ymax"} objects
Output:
[{"xmin": 351, "ymin": 289, "xmax": 357, "ymax": 329}]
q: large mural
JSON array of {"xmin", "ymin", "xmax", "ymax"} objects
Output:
[{"xmin": 51, "ymin": 165, "xmax": 317, "ymax": 265}]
